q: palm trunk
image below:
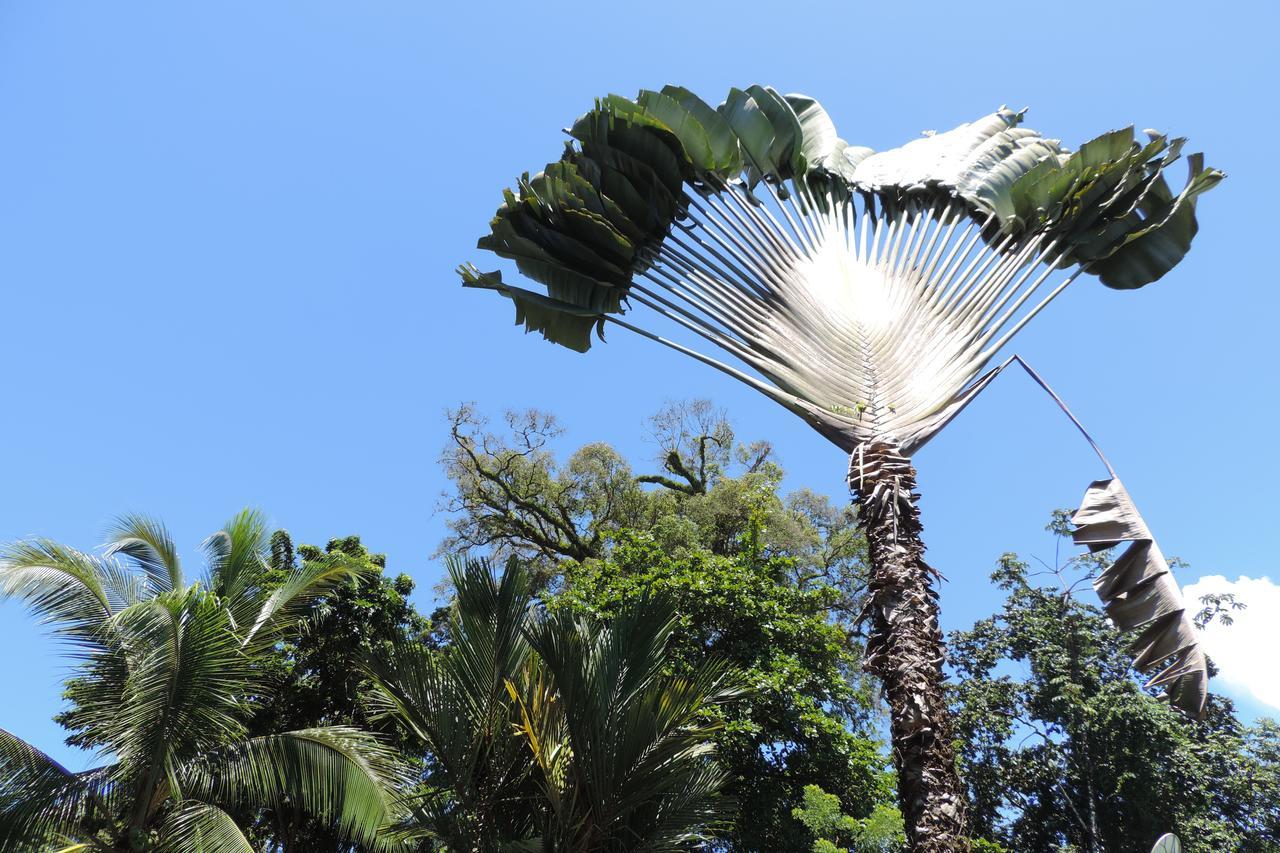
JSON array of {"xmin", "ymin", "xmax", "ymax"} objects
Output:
[{"xmin": 849, "ymin": 441, "xmax": 967, "ymax": 852}]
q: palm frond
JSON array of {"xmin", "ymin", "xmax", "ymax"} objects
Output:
[
  {"xmin": 105, "ymin": 513, "xmax": 183, "ymax": 594},
  {"xmin": 0, "ymin": 540, "xmax": 143, "ymax": 654},
  {"xmin": 239, "ymin": 550, "xmax": 372, "ymax": 652},
  {"xmin": 158, "ymin": 801, "xmax": 254, "ymax": 853},
  {"xmin": 181, "ymin": 727, "xmax": 400, "ymax": 846},
  {"xmin": 0, "ymin": 728, "xmax": 115, "ymax": 849},
  {"xmin": 102, "ymin": 592, "xmax": 250, "ymax": 771},
  {"xmin": 522, "ymin": 594, "xmax": 744, "ymax": 845},
  {"xmin": 363, "ymin": 556, "xmax": 537, "ymax": 834},
  {"xmin": 202, "ymin": 509, "xmax": 271, "ymax": 627},
  {"xmin": 461, "ymin": 87, "xmax": 1220, "ymax": 456}
]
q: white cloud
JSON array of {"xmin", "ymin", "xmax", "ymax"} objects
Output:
[{"xmin": 1183, "ymin": 574, "xmax": 1280, "ymax": 710}]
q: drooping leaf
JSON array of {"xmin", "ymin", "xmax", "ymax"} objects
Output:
[
  {"xmin": 1087, "ymin": 153, "xmax": 1224, "ymax": 289},
  {"xmin": 460, "ymin": 265, "xmax": 604, "ymax": 353},
  {"xmin": 1072, "ymin": 478, "xmax": 1208, "ymax": 717}
]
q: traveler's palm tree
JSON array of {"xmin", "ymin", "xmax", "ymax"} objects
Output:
[
  {"xmin": 457, "ymin": 85, "xmax": 1220, "ymax": 850},
  {"xmin": 0, "ymin": 511, "xmax": 401, "ymax": 851},
  {"xmin": 364, "ymin": 556, "xmax": 743, "ymax": 851}
]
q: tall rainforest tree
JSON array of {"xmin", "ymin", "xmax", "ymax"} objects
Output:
[
  {"xmin": 363, "ymin": 555, "xmax": 744, "ymax": 850},
  {"xmin": 0, "ymin": 512, "xmax": 400, "ymax": 852},
  {"xmin": 457, "ymin": 85, "xmax": 1221, "ymax": 849}
]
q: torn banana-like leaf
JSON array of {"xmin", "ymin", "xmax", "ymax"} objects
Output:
[{"xmin": 1072, "ymin": 478, "xmax": 1208, "ymax": 718}]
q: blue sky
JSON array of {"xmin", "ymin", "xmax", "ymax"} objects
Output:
[{"xmin": 2, "ymin": 1, "xmax": 1276, "ymax": 770}]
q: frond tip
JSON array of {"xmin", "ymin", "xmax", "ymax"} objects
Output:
[{"xmin": 460, "ymin": 86, "xmax": 1220, "ymax": 455}]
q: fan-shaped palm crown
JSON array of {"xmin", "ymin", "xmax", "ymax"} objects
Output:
[{"xmin": 460, "ymin": 86, "xmax": 1220, "ymax": 455}]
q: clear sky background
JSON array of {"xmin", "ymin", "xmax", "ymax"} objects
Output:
[{"xmin": 2, "ymin": 1, "xmax": 1276, "ymax": 770}]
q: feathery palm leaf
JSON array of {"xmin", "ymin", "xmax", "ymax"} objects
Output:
[
  {"xmin": 518, "ymin": 597, "xmax": 743, "ymax": 850},
  {"xmin": 102, "ymin": 591, "xmax": 251, "ymax": 776},
  {"xmin": 180, "ymin": 727, "xmax": 401, "ymax": 845},
  {"xmin": 0, "ymin": 514, "xmax": 400, "ymax": 850},
  {"xmin": 160, "ymin": 801, "xmax": 254, "ymax": 853},
  {"xmin": 105, "ymin": 513, "xmax": 184, "ymax": 594},
  {"xmin": 203, "ymin": 508, "xmax": 274, "ymax": 632},
  {"xmin": 0, "ymin": 729, "xmax": 117, "ymax": 849},
  {"xmin": 0, "ymin": 540, "xmax": 144, "ymax": 654},
  {"xmin": 240, "ymin": 549, "xmax": 373, "ymax": 653}
]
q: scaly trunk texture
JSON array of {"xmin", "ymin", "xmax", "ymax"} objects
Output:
[{"xmin": 849, "ymin": 440, "xmax": 967, "ymax": 852}]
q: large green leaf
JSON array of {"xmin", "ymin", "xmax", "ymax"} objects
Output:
[
  {"xmin": 718, "ymin": 87, "xmax": 776, "ymax": 181},
  {"xmin": 1087, "ymin": 153, "xmax": 1224, "ymax": 288},
  {"xmin": 745, "ymin": 85, "xmax": 805, "ymax": 179},
  {"xmin": 459, "ymin": 266, "xmax": 604, "ymax": 353},
  {"xmin": 635, "ymin": 90, "xmax": 716, "ymax": 176},
  {"xmin": 785, "ymin": 94, "xmax": 839, "ymax": 171},
  {"xmin": 658, "ymin": 85, "xmax": 743, "ymax": 178}
]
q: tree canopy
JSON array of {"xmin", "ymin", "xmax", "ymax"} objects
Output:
[
  {"xmin": 949, "ymin": 518, "xmax": 1280, "ymax": 853},
  {"xmin": 440, "ymin": 401, "xmax": 892, "ymax": 849}
]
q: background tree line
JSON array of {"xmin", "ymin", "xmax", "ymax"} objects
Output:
[{"xmin": 2, "ymin": 401, "xmax": 1276, "ymax": 851}]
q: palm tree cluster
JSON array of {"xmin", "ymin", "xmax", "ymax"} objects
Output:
[
  {"xmin": 0, "ymin": 516, "xmax": 741, "ymax": 851},
  {"xmin": 365, "ymin": 556, "xmax": 744, "ymax": 850}
]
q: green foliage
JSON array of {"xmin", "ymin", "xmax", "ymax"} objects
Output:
[
  {"xmin": 440, "ymin": 402, "xmax": 888, "ymax": 849},
  {"xmin": 555, "ymin": 533, "xmax": 888, "ymax": 850},
  {"xmin": 950, "ymin": 523, "xmax": 1280, "ymax": 853},
  {"xmin": 243, "ymin": 532, "xmax": 431, "ymax": 851},
  {"xmin": 364, "ymin": 555, "xmax": 742, "ymax": 850},
  {"xmin": 0, "ymin": 513, "xmax": 400, "ymax": 851},
  {"xmin": 794, "ymin": 784, "xmax": 859, "ymax": 851},
  {"xmin": 250, "ymin": 533, "xmax": 428, "ymax": 751},
  {"xmin": 791, "ymin": 784, "xmax": 905, "ymax": 853},
  {"xmin": 440, "ymin": 401, "xmax": 868, "ymax": 617}
]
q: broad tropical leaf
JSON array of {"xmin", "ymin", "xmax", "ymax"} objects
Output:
[{"xmin": 105, "ymin": 513, "xmax": 183, "ymax": 594}]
